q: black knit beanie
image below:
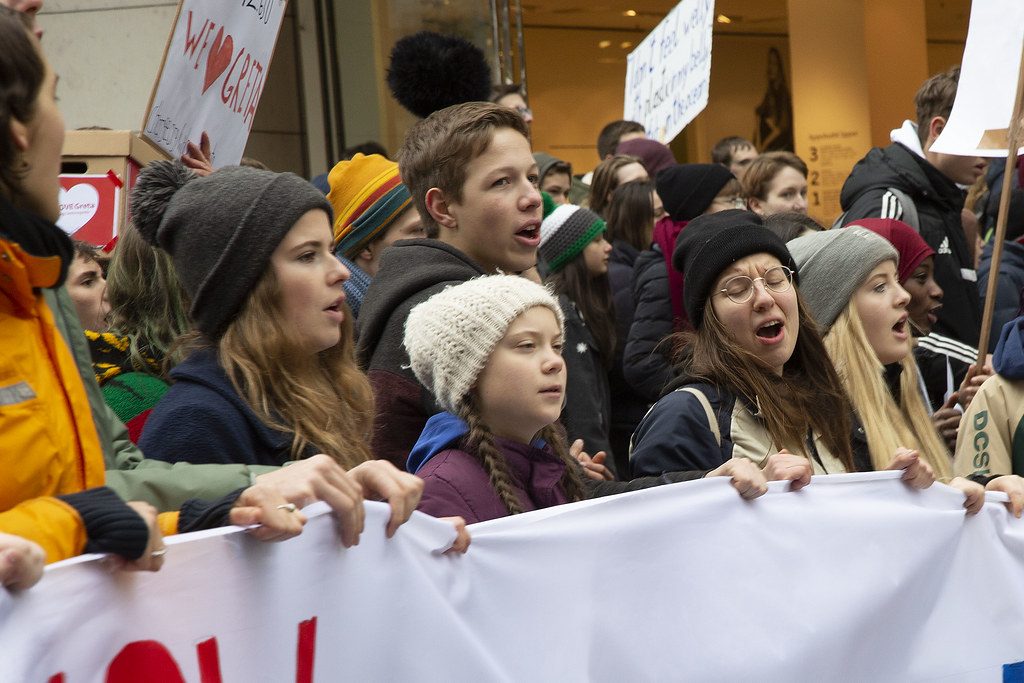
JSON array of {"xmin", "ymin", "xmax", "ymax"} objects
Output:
[
  {"xmin": 655, "ymin": 163, "xmax": 736, "ymax": 222},
  {"xmin": 131, "ymin": 162, "xmax": 332, "ymax": 340},
  {"xmin": 672, "ymin": 209, "xmax": 798, "ymax": 328}
]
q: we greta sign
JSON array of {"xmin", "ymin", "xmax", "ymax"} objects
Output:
[{"xmin": 142, "ymin": 0, "xmax": 287, "ymax": 167}]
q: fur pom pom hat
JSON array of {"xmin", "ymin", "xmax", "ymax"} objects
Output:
[
  {"xmin": 386, "ymin": 32, "xmax": 492, "ymax": 119},
  {"xmin": 130, "ymin": 161, "xmax": 331, "ymax": 340},
  {"xmin": 403, "ymin": 274, "xmax": 564, "ymax": 415}
]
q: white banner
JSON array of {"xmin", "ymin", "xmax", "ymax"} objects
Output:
[
  {"xmin": 930, "ymin": 0, "xmax": 1024, "ymax": 157},
  {"xmin": 3, "ymin": 472, "xmax": 1024, "ymax": 681},
  {"xmin": 141, "ymin": 0, "xmax": 288, "ymax": 167},
  {"xmin": 623, "ymin": 0, "xmax": 714, "ymax": 144}
]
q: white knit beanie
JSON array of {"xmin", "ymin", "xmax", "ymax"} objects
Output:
[{"xmin": 403, "ymin": 274, "xmax": 565, "ymax": 414}]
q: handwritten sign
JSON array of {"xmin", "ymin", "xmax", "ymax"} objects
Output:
[
  {"xmin": 56, "ymin": 174, "xmax": 121, "ymax": 247},
  {"xmin": 624, "ymin": 0, "xmax": 714, "ymax": 144},
  {"xmin": 930, "ymin": 0, "xmax": 1024, "ymax": 157},
  {"xmin": 141, "ymin": 0, "xmax": 288, "ymax": 167}
]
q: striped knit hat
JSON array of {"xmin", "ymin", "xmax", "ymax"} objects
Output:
[
  {"xmin": 539, "ymin": 203, "xmax": 606, "ymax": 273},
  {"xmin": 327, "ymin": 154, "xmax": 413, "ymax": 259}
]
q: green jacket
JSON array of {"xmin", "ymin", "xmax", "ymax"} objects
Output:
[{"xmin": 45, "ymin": 286, "xmax": 277, "ymax": 511}]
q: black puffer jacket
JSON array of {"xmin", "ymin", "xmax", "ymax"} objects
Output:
[
  {"xmin": 623, "ymin": 245, "xmax": 676, "ymax": 403},
  {"xmin": 840, "ymin": 142, "xmax": 980, "ymax": 346}
]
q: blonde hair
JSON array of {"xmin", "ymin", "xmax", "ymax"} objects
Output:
[
  {"xmin": 214, "ymin": 267, "xmax": 374, "ymax": 466},
  {"xmin": 824, "ymin": 303, "xmax": 952, "ymax": 480}
]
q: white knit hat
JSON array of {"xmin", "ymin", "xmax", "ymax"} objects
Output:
[{"xmin": 403, "ymin": 274, "xmax": 565, "ymax": 414}]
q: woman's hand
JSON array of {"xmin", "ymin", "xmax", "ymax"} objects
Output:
[
  {"xmin": 347, "ymin": 460, "xmax": 424, "ymax": 538},
  {"xmin": 706, "ymin": 458, "xmax": 768, "ymax": 500},
  {"xmin": 885, "ymin": 448, "xmax": 935, "ymax": 489},
  {"xmin": 230, "ymin": 484, "xmax": 307, "ymax": 542},
  {"xmin": 0, "ymin": 533, "xmax": 45, "ymax": 591},
  {"xmin": 948, "ymin": 476, "xmax": 986, "ymax": 515},
  {"xmin": 986, "ymin": 475, "xmax": 1024, "ymax": 518},
  {"xmin": 100, "ymin": 501, "xmax": 165, "ymax": 573},
  {"xmin": 931, "ymin": 393, "xmax": 962, "ymax": 451},
  {"xmin": 958, "ymin": 356, "xmax": 993, "ymax": 410},
  {"xmin": 571, "ymin": 439, "xmax": 615, "ymax": 481},
  {"xmin": 179, "ymin": 131, "xmax": 213, "ymax": 177},
  {"xmin": 761, "ymin": 449, "xmax": 813, "ymax": 491},
  {"xmin": 439, "ymin": 517, "xmax": 471, "ymax": 555}
]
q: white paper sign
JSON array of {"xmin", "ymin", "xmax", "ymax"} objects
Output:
[
  {"xmin": 3, "ymin": 474, "xmax": 1024, "ymax": 680},
  {"xmin": 141, "ymin": 0, "xmax": 288, "ymax": 167},
  {"xmin": 930, "ymin": 0, "xmax": 1024, "ymax": 157},
  {"xmin": 623, "ymin": 0, "xmax": 714, "ymax": 144}
]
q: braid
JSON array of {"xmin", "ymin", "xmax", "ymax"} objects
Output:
[
  {"xmin": 540, "ymin": 424, "xmax": 587, "ymax": 503},
  {"xmin": 460, "ymin": 402, "xmax": 525, "ymax": 515}
]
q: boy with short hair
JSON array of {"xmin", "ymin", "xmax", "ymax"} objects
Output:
[
  {"xmin": 840, "ymin": 66, "xmax": 987, "ymax": 347},
  {"xmin": 710, "ymin": 136, "xmax": 758, "ymax": 179},
  {"xmin": 357, "ymin": 101, "xmax": 542, "ymax": 465}
]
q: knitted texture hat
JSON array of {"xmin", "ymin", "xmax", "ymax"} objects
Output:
[
  {"xmin": 133, "ymin": 163, "xmax": 332, "ymax": 340},
  {"xmin": 846, "ymin": 218, "xmax": 933, "ymax": 283},
  {"xmin": 788, "ymin": 226, "xmax": 898, "ymax": 333},
  {"xmin": 672, "ymin": 209, "xmax": 796, "ymax": 328},
  {"xmin": 656, "ymin": 163, "xmax": 736, "ymax": 222},
  {"xmin": 533, "ymin": 152, "xmax": 570, "ymax": 183},
  {"xmin": 403, "ymin": 274, "xmax": 565, "ymax": 414},
  {"xmin": 615, "ymin": 137, "xmax": 676, "ymax": 177},
  {"xmin": 327, "ymin": 153, "xmax": 413, "ymax": 259},
  {"xmin": 539, "ymin": 203, "xmax": 606, "ymax": 273}
]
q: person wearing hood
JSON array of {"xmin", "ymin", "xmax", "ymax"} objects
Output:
[
  {"xmin": 404, "ymin": 275, "xmax": 799, "ymax": 524},
  {"xmin": 622, "ymin": 165, "xmax": 740, "ymax": 402},
  {"xmin": 839, "ymin": 66, "xmax": 987, "ymax": 348},
  {"xmin": 533, "ymin": 152, "xmax": 572, "ymax": 206},
  {"xmin": 955, "ymin": 316, "xmax": 1024, "ymax": 510}
]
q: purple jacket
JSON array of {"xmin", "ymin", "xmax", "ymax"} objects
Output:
[{"xmin": 416, "ymin": 437, "xmax": 571, "ymax": 524}]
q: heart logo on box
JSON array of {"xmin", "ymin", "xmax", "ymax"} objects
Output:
[
  {"xmin": 57, "ymin": 183, "xmax": 100, "ymax": 235},
  {"xmin": 203, "ymin": 26, "xmax": 234, "ymax": 95}
]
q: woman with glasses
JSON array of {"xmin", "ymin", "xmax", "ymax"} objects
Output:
[
  {"xmin": 629, "ymin": 210, "xmax": 857, "ymax": 479},
  {"xmin": 789, "ymin": 227, "xmax": 990, "ymax": 512}
]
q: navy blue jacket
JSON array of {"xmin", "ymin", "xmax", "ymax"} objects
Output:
[
  {"xmin": 139, "ymin": 348, "xmax": 301, "ymax": 467},
  {"xmin": 978, "ymin": 240, "xmax": 1024, "ymax": 352}
]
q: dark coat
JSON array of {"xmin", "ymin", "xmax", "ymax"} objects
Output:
[
  {"xmin": 840, "ymin": 142, "xmax": 980, "ymax": 347},
  {"xmin": 559, "ymin": 294, "xmax": 614, "ymax": 473},
  {"xmin": 356, "ymin": 239, "xmax": 486, "ymax": 466},
  {"xmin": 139, "ymin": 348, "xmax": 302, "ymax": 467},
  {"xmin": 623, "ymin": 245, "xmax": 676, "ymax": 403},
  {"xmin": 607, "ymin": 240, "xmax": 654, "ymax": 472},
  {"xmin": 978, "ymin": 240, "xmax": 1024, "ymax": 352}
]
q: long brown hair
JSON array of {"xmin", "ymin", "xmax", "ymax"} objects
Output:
[
  {"xmin": 0, "ymin": 8, "xmax": 43, "ymax": 202},
  {"xmin": 181, "ymin": 266, "xmax": 373, "ymax": 466},
  {"xmin": 605, "ymin": 179, "xmax": 655, "ymax": 251},
  {"xmin": 677, "ymin": 289, "xmax": 855, "ymax": 470},
  {"xmin": 547, "ymin": 254, "xmax": 616, "ymax": 370},
  {"xmin": 457, "ymin": 395, "xmax": 586, "ymax": 515},
  {"xmin": 588, "ymin": 154, "xmax": 642, "ymax": 217}
]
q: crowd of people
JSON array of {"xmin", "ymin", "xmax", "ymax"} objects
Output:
[{"xmin": 3, "ymin": 1, "xmax": 1024, "ymax": 603}]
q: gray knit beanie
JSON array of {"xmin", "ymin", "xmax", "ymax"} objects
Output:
[
  {"xmin": 403, "ymin": 274, "xmax": 565, "ymax": 415},
  {"xmin": 787, "ymin": 226, "xmax": 898, "ymax": 333},
  {"xmin": 539, "ymin": 203, "xmax": 606, "ymax": 273},
  {"xmin": 131, "ymin": 162, "xmax": 332, "ymax": 340}
]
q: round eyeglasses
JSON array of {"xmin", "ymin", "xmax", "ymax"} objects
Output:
[{"xmin": 716, "ymin": 266, "xmax": 794, "ymax": 304}]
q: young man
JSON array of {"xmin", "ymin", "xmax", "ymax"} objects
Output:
[
  {"xmin": 357, "ymin": 102, "xmax": 542, "ymax": 465},
  {"xmin": 840, "ymin": 66, "xmax": 987, "ymax": 347},
  {"xmin": 711, "ymin": 136, "xmax": 758, "ymax": 179},
  {"xmin": 533, "ymin": 152, "xmax": 572, "ymax": 206}
]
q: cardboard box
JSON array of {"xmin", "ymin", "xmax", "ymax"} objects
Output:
[{"xmin": 59, "ymin": 130, "xmax": 169, "ymax": 248}]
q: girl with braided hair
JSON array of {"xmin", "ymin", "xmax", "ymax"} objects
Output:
[{"xmin": 404, "ymin": 274, "xmax": 789, "ymax": 523}]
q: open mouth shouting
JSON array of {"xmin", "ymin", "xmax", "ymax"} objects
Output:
[
  {"xmin": 515, "ymin": 222, "xmax": 541, "ymax": 247},
  {"xmin": 755, "ymin": 319, "xmax": 785, "ymax": 345}
]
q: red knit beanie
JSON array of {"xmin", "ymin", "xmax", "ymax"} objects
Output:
[{"xmin": 847, "ymin": 218, "xmax": 934, "ymax": 284}]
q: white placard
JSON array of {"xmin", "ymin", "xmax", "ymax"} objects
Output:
[
  {"xmin": 141, "ymin": 0, "xmax": 288, "ymax": 167},
  {"xmin": 930, "ymin": 0, "xmax": 1024, "ymax": 157},
  {"xmin": 623, "ymin": 0, "xmax": 715, "ymax": 144},
  {"xmin": 3, "ymin": 474, "xmax": 1024, "ymax": 680}
]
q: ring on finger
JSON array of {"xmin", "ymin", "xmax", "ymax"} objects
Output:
[
  {"xmin": 276, "ymin": 503, "xmax": 298, "ymax": 513},
  {"xmin": 150, "ymin": 548, "xmax": 168, "ymax": 558}
]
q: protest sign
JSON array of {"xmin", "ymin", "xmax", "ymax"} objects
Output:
[
  {"xmin": 623, "ymin": 0, "xmax": 714, "ymax": 144},
  {"xmin": 3, "ymin": 473, "xmax": 1024, "ymax": 680},
  {"xmin": 141, "ymin": 0, "xmax": 288, "ymax": 167},
  {"xmin": 57, "ymin": 174, "xmax": 120, "ymax": 247},
  {"xmin": 930, "ymin": 0, "xmax": 1024, "ymax": 157}
]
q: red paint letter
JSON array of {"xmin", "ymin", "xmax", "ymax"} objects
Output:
[{"xmin": 296, "ymin": 617, "xmax": 317, "ymax": 683}]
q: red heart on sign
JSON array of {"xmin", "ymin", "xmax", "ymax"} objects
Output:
[{"xmin": 202, "ymin": 26, "xmax": 233, "ymax": 95}]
